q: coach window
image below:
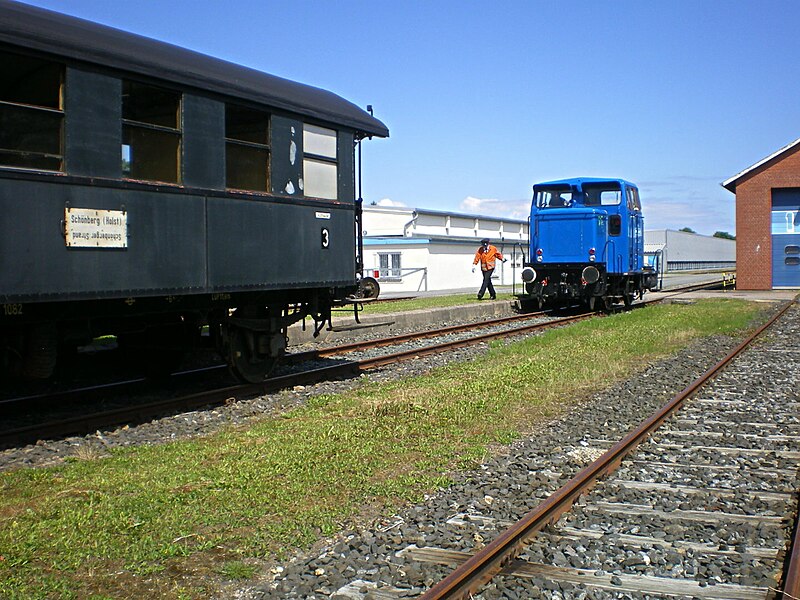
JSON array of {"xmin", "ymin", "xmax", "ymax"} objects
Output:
[
  {"xmin": 303, "ymin": 124, "xmax": 337, "ymax": 199},
  {"xmin": 121, "ymin": 81, "xmax": 181, "ymax": 183},
  {"xmin": 226, "ymin": 104, "xmax": 270, "ymax": 191},
  {"xmin": 0, "ymin": 51, "xmax": 64, "ymax": 171}
]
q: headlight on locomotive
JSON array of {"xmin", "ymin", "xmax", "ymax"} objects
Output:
[
  {"xmin": 581, "ymin": 265, "xmax": 600, "ymax": 284},
  {"xmin": 521, "ymin": 267, "xmax": 537, "ymax": 283}
]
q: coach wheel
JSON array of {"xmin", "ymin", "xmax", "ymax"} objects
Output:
[
  {"xmin": 5, "ymin": 323, "xmax": 58, "ymax": 380},
  {"xmin": 118, "ymin": 318, "xmax": 192, "ymax": 378},
  {"xmin": 227, "ymin": 326, "xmax": 280, "ymax": 383},
  {"xmin": 623, "ymin": 293, "xmax": 634, "ymax": 308},
  {"xmin": 603, "ymin": 296, "xmax": 614, "ymax": 311},
  {"xmin": 357, "ymin": 277, "xmax": 380, "ymax": 300}
]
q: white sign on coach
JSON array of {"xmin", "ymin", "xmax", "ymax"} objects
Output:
[{"xmin": 64, "ymin": 207, "xmax": 128, "ymax": 248}]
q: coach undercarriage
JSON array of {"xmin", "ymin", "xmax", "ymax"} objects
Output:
[{"xmin": 0, "ymin": 283, "xmax": 382, "ymax": 384}]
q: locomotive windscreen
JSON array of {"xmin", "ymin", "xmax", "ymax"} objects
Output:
[
  {"xmin": 582, "ymin": 182, "xmax": 622, "ymax": 207},
  {"xmin": 535, "ymin": 185, "xmax": 573, "ymax": 208}
]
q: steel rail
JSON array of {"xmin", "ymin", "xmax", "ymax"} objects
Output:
[
  {"xmin": 356, "ymin": 312, "xmax": 591, "ymax": 369},
  {"xmin": 286, "ymin": 310, "xmax": 550, "ymax": 363},
  {"xmin": 418, "ymin": 297, "xmax": 796, "ymax": 600},
  {"xmin": 0, "ymin": 278, "xmax": 717, "ymax": 411},
  {"xmin": 0, "ymin": 279, "xmax": 726, "ymax": 449},
  {"xmin": 0, "ymin": 362, "xmax": 362, "ymax": 448},
  {"xmin": 0, "ymin": 312, "xmax": 585, "ymax": 448},
  {"xmin": 783, "ymin": 510, "xmax": 800, "ymax": 600},
  {"xmin": 0, "ymin": 311, "xmax": 554, "ymax": 414},
  {"xmin": 294, "ymin": 277, "xmax": 723, "ymax": 363}
]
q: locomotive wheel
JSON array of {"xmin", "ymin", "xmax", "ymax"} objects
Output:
[
  {"xmin": 588, "ymin": 296, "xmax": 596, "ymax": 311},
  {"xmin": 227, "ymin": 326, "xmax": 279, "ymax": 383}
]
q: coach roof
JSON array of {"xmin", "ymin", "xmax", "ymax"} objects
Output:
[{"xmin": 0, "ymin": 0, "xmax": 389, "ymax": 138}]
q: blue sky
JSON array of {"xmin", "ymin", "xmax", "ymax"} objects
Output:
[{"xmin": 20, "ymin": 0, "xmax": 800, "ymax": 235}]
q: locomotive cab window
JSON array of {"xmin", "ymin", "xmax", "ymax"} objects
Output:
[
  {"xmin": 226, "ymin": 104, "xmax": 270, "ymax": 192},
  {"xmin": 599, "ymin": 190, "xmax": 621, "ymax": 205},
  {"xmin": 0, "ymin": 51, "xmax": 64, "ymax": 171},
  {"xmin": 535, "ymin": 188, "xmax": 572, "ymax": 208},
  {"xmin": 585, "ymin": 184, "xmax": 622, "ymax": 207},
  {"xmin": 303, "ymin": 124, "xmax": 337, "ymax": 200},
  {"xmin": 626, "ymin": 187, "xmax": 641, "ymax": 211},
  {"xmin": 122, "ymin": 81, "xmax": 181, "ymax": 183}
]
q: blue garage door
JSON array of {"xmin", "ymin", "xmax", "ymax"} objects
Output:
[{"xmin": 772, "ymin": 189, "xmax": 800, "ymax": 288}]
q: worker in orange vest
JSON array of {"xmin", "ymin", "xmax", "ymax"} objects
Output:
[{"xmin": 472, "ymin": 238, "xmax": 506, "ymax": 300}]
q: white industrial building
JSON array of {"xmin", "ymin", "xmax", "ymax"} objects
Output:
[
  {"xmin": 362, "ymin": 206, "xmax": 736, "ymax": 295},
  {"xmin": 644, "ymin": 229, "xmax": 735, "ymax": 272}
]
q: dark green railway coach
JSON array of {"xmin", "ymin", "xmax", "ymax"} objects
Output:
[{"xmin": 0, "ymin": 0, "xmax": 388, "ymax": 382}]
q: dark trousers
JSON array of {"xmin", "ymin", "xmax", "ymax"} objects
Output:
[{"xmin": 478, "ymin": 268, "xmax": 496, "ymax": 299}]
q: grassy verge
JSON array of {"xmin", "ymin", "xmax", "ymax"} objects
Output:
[
  {"xmin": 0, "ymin": 299, "xmax": 764, "ymax": 599},
  {"xmin": 360, "ymin": 292, "xmax": 510, "ymax": 314}
]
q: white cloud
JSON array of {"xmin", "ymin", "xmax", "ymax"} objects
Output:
[
  {"xmin": 638, "ymin": 177, "xmax": 735, "ymax": 236},
  {"xmin": 371, "ymin": 198, "xmax": 407, "ymax": 207},
  {"xmin": 459, "ymin": 196, "xmax": 530, "ymax": 220}
]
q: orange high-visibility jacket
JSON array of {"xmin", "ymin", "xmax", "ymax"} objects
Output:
[{"xmin": 473, "ymin": 245, "xmax": 504, "ymax": 271}]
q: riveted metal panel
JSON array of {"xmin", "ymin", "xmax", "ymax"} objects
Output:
[
  {"xmin": 271, "ymin": 115, "xmax": 303, "ymax": 197},
  {"xmin": 206, "ymin": 197, "xmax": 355, "ymax": 290},
  {"xmin": 183, "ymin": 94, "xmax": 225, "ymax": 190},
  {"xmin": 64, "ymin": 67, "xmax": 121, "ymax": 178},
  {"xmin": 338, "ymin": 130, "xmax": 355, "ymax": 201},
  {"xmin": 0, "ymin": 177, "xmax": 206, "ymax": 302}
]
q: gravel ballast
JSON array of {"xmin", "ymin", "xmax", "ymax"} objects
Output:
[
  {"xmin": 2, "ymin": 298, "xmax": 796, "ymax": 600},
  {"xmin": 228, "ymin": 301, "xmax": 798, "ymax": 599}
]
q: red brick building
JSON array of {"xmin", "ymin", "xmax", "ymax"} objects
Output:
[{"xmin": 723, "ymin": 138, "xmax": 800, "ymax": 289}]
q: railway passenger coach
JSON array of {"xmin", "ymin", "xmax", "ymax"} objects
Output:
[
  {"xmin": 0, "ymin": 1, "xmax": 388, "ymax": 382},
  {"xmin": 519, "ymin": 178, "xmax": 658, "ymax": 310}
]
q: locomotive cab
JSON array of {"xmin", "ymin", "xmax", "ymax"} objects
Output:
[{"xmin": 519, "ymin": 178, "xmax": 658, "ymax": 310}]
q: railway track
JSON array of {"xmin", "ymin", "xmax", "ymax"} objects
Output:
[
  {"xmin": 400, "ymin": 298, "xmax": 799, "ymax": 600},
  {"xmin": 0, "ymin": 280, "xmax": 726, "ymax": 451},
  {"xmin": 0, "ymin": 309, "xmax": 575, "ymax": 448}
]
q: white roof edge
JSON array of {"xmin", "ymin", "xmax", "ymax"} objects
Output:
[
  {"xmin": 722, "ymin": 137, "xmax": 800, "ymax": 191},
  {"xmin": 362, "ymin": 204, "xmax": 528, "ymax": 225}
]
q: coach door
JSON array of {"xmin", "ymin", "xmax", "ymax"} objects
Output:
[{"xmin": 771, "ymin": 189, "xmax": 800, "ymax": 288}]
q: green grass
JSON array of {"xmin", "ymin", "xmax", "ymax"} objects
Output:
[
  {"xmin": 361, "ymin": 292, "xmax": 512, "ymax": 314},
  {"xmin": 0, "ymin": 299, "xmax": 764, "ymax": 599}
]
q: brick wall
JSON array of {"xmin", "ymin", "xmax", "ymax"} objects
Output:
[{"xmin": 734, "ymin": 145, "xmax": 800, "ymax": 289}]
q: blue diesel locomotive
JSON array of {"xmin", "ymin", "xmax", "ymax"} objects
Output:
[{"xmin": 519, "ymin": 178, "xmax": 658, "ymax": 310}]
